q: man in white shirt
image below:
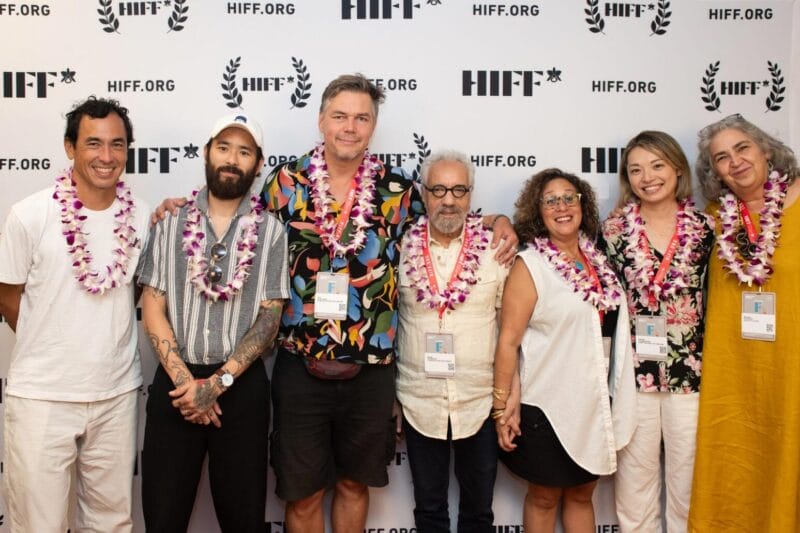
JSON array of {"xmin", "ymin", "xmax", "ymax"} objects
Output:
[
  {"xmin": 0, "ymin": 97, "xmax": 150, "ymax": 532},
  {"xmin": 396, "ymin": 150, "xmax": 509, "ymax": 532}
]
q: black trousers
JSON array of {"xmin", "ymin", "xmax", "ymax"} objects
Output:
[{"xmin": 142, "ymin": 358, "xmax": 269, "ymax": 533}]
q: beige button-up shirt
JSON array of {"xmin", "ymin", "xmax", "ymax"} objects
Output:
[{"xmin": 397, "ymin": 225, "xmax": 508, "ymax": 440}]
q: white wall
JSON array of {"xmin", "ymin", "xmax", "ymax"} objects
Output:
[{"xmin": 1, "ymin": 1, "xmax": 797, "ymax": 531}]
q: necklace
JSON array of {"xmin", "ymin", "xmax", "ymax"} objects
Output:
[
  {"xmin": 53, "ymin": 168, "xmax": 137, "ymax": 295},
  {"xmin": 308, "ymin": 143, "xmax": 379, "ymax": 258},
  {"xmin": 182, "ymin": 189, "xmax": 264, "ymax": 301},
  {"xmin": 402, "ymin": 213, "xmax": 489, "ymax": 313},
  {"xmin": 621, "ymin": 199, "xmax": 706, "ymax": 311},
  {"xmin": 532, "ymin": 233, "xmax": 623, "ymax": 311},
  {"xmin": 717, "ymin": 170, "xmax": 788, "ymax": 286}
]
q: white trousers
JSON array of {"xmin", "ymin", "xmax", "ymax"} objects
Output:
[
  {"xmin": 3, "ymin": 391, "xmax": 138, "ymax": 533},
  {"xmin": 614, "ymin": 392, "xmax": 699, "ymax": 533}
]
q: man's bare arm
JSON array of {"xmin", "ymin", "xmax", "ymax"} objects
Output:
[{"xmin": 0, "ymin": 282, "xmax": 24, "ymax": 332}]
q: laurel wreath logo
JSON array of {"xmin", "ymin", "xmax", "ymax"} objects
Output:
[
  {"xmin": 97, "ymin": 0, "xmax": 120, "ymax": 33},
  {"xmin": 221, "ymin": 57, "xmax": 243, "ymax": 109},
  {"xmin": 765, "ymin": 61, "xmax": 785, "ymax": 113},
  {"xmin": 412, "ymin": 133, "xmax": 431, "ymax": 181},
  {"xmin": 584, "ymin": 0, "xmax": 605, "ymax": 34},
  {"xmin": 290, "ymin": 57, "xmax": 312, "ymax": 109},
  {"xmin": 701, "ymin": 61, "xmax": 721, "ymax": 112},
  {"xmin": 167, "ymin": 0, "xmax": 189, "ymax": 32},
  {"xmin": 650, "ymin": 0, "xmax": 671, "ymax": 35}
]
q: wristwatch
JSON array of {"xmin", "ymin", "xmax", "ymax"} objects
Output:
[{"xmin": 214, "ymin": 368, "xmax": 234, "ymax": 390}]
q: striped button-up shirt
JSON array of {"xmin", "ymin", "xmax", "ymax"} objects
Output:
[{"xmin": 138, "ymin": 187, "xmax": 290, "ymax": 364}]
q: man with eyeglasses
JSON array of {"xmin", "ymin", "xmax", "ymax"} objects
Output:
[
  {"xmin": 395, "ymin": 150, "xmax": 509, "ymax": 532},
  {"xmin": 137, "ymin": 114, "xmax": 289, "ymax": 532}
]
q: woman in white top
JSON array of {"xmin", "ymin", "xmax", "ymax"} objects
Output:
[{"xmin": 493, "ymin": 168, "xmax": 636, "ymax": 532}]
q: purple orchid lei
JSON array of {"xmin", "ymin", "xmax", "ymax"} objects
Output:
[
  {"xmin": 308, "ymin": 143, "xmax": 379, "ymax": 258},
  {"xmin": 182, "ymin": 189, "xmax": 264, "ymax": 301},
  {"xmin": 402, "ymin": 213, "xmax": 489, "ymax": 312},
  {"xmin": 53, "ymin": 168, "xmax": 136, "ymax": 295},
  {"xmin": 532, "ymin": 232, "xmax": 623, "ymax": 311},
  {"xmin": 717, "ymin": 170, "xmax": 788, "ymax": 286},
  {"xmin": 621, "ymin": 198, "xmax": 706, "ymax": 311}
]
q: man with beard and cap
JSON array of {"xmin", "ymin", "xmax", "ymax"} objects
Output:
[
  {"xmin": 137, "ymin": 114, "xmax": 289, "ymax": 532},
  {"xmin": 395, "ymin": 150, "xmax": 509, "ymax": 532}
]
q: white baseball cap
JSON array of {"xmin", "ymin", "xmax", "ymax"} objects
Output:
[{"xmin": 208, "ymin": 114, "xmax": 264, "ymax": 151}]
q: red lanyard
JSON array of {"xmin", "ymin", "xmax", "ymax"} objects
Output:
[
  {"xmin": 421, "ymin": 224, "xmax": 469, "ymax": 320},
  {"xmin": 581, "ymin": 251, "xmax": 605, "ymax": 324},
  {"xmin": 327, "ymin": 181, "xmax": 357, "ymax": 261},
  {"xmin": 641, "ymin": 230, "xmax": 680, "ymax": 309},
  {"xmin": 738, "ymin": 200, "xmax": 758, "ymax": 243}
]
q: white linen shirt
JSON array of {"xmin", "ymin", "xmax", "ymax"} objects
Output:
[
  {"xmin": 397, "ymin": 225, "xmax": 508, "ymax": 440},
  {"xmin": 517, "ymin": 247, "xmax": 637, "ymax": 475}
]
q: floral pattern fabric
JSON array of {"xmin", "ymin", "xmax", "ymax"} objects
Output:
[
  {"xmin": 262, "ymin": 149, "xmax": 424, "ymax": 364},
  {"xmin": 601, "ymin": 209, "xmax": 714, "ymax": 393}
]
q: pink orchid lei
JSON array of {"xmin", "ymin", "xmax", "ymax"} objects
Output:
[
  {"xmin": 402, "ymin": 213, "xmax": 489, "ymax": 312},
  {"xmin": 182, "ymin": 189, "xmax": 264, "ymax": 301},
  {"xmin": 717, "ymin": 170, "xmax": 788, "ymax": 286},
  {"xmin": 52, "ymin": 168, "xmax": 137, "ymax": 295},
  {"xmin": 621, "ymin": 198, "xmax": 706, "ymax": 311},
  {"xmin": 308, "ymin": 143, "xmax": 379, "ymax": 257},
  {"xmin": 532, "ymin": 233, "xmax": 623, "ymax": 311}
]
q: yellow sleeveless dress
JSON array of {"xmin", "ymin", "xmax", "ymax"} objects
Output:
[{"xmin": 689, "ymin": 198, "xmax": 800, "ymax": 532}]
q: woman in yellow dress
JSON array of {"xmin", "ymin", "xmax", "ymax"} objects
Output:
[{"xmin": 689, "ymin": 114, "xmax": 800, "ymax": 532}]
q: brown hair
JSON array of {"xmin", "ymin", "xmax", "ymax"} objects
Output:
[
  {"xmin": 513, "ymin": 168, "xmax": 600, "ymax": 243},
  {"xmin": 319, "ymin": 73, "xmax": 386, "ymax": 117},
  {"xmin": 617, "ymin": 130, "xmax": 692, "ymax": 207}
]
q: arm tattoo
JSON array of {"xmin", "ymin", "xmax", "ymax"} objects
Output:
[
  {"xmin": 146, "ymin": 327, "xmax": 187, "ymax": 385},
  {"xmin": 229, "ymin": 302, "xmax": 282, "ymax": 372},
  {"xmin": 145, "ymin": 286, "xmax": 166, "ymax": 299}
]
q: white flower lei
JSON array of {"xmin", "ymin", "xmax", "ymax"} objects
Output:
[
  {"xmin": 308, "ymin": 143, "xmax": 379, "ymax": 257},
  {"xmin": 532, "ymin": 233, "xmax": 623, "ymax": 311},
  {"xmin": 53, "ymin": 168, "xmax": 137, "ymax": 295},
  {"xmin": 716, "ymin": 170, "xmax": 788, "ymax": 286},
  {"xmin": 182, "ymin": 189, "xmax": 264, "ymax": 301},
  {"xmin": 402, "ymin": 213, "xmax": 489, "ymax": 312},
  {"xmin": 621, "ymin": 198, "xmax": 706, "ymax": 311}
]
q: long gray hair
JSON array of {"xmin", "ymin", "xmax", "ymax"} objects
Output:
[{"xmin": 696, "ymin": 114, "xmax": 798, "ymax": 201}]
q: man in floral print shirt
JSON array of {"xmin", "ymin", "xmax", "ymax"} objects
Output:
[{"xmin": 264, "ymin": 74, "xmax": 517, "ymax": 532}]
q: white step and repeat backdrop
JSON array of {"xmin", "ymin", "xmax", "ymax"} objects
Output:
[{"xmin": 1, "ymin": 1, "xmax": 799, "ymax": 531}]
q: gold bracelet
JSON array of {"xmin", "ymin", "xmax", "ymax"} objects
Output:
[
  {"xmin": 492, "ymin": 386, "xmax": 510, "ymax": 401},
  {"xmin": 490, "ymin": 408, "xmax": 505, "ymax": 420}
]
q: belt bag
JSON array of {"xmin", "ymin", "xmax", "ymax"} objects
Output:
[{"xmin": 303, "ymin": 357, "xmax": 362, "ymax": 380}]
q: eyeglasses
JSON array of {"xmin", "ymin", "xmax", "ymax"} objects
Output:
[
  {"xmin": 541, "ymin": 192, "xmax": 582, "ymax": 210},
  {"xmin": 205, "ymin": 242, "xmax": 228, "ymax": 283},
  {"xmin": 423, "ymin": 184, "xmax": 472, "ymax": 198}
]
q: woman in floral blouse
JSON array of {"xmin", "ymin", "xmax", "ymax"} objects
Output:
[{"xmin": 600, "ymin": 131, "xmax": 714, "ymax": 533}]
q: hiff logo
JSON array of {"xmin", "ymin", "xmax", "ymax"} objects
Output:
[
  {"xmin": 341, "ymin": 0, "xmax": 443, "ymax": 20},
  {"xmin": 462, "ymin": 68, "xmax": 562, "ymax": 97},
  {"xmin": 701, "ymin": 60, "xmax": 785, "ymax": 113},
  {"xmin": 585, "ymin": 0, "xmax": 671, "ymax": 35},
  {"xmin": 226, "ymin": 2, "xmax": 295, "ymax": 15},
  {"xmin": 581, "ymin": 146, "xmax": 625, "ymax": 174},
  {"xmin": 0, "ymin": 3, "xmax": 50, "ymax": 15},
  {"xmin": 125, "ymin": 143, "xmax": 200, "ymax": 174},
  {"xmin": 97, "ymin": 0, "xmax": 189, "ymax": 33},
  {"xmin": 1, "ymin": 67, "xmax": 76, "ymax": 98},
  {"xmin": 373, "ymin": 132, "xmax": 431, "ymax": 180},
  {"xmin": 221, "ymin": 56, "xmax": 312, "ymax": 110}
]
